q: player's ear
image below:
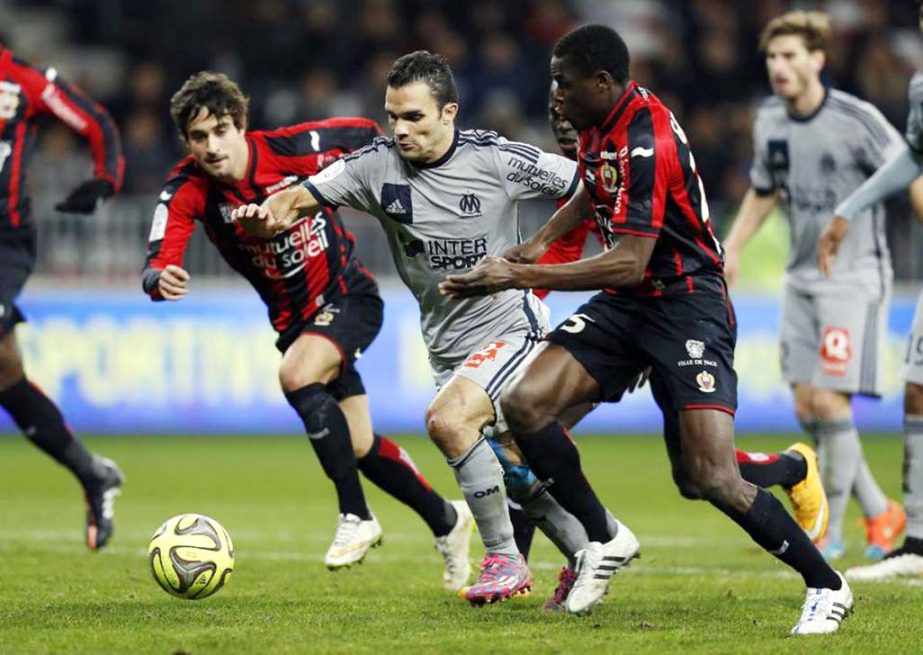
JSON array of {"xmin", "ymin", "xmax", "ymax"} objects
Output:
[
  {"xmin": 441, "ymin": 102, "xmax": 458, "ymax": 124},
  {"xmin": 810, "ymin": 49, "xmax": 825, "ymax": 74}
]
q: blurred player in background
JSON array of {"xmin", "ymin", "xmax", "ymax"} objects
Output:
[
  {"xmin": 0, "ymin": 36, "xmax": 125, "ymax": 550},
  {"xmin": 142, "ymin": 72, "xmax": 473, "ymax": 588},
  {"xmin": 722, "ymin": 10, "xmax": 905, "ymax": 561},
  {"xmin": 233, "ymin": 51, "xmax": 636, "ymax": 607},
  {"xmin": 816, "ymin": 0, "xmax": 923, "ymax": 581},
  {"xmin": 440, "ymin": 24, "xmax": 852, "ymax": 635}
]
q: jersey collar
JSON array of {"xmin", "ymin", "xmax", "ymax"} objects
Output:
[
  {"xmin": 411, "ymin": 128, "xmax": 458, "ymax": 169},
  {"xmin": 786, "ymin": 86, "xmax": 829, "ymax": 123}
]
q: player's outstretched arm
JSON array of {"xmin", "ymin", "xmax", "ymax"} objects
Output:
[
  {"xmin": 722, "ymin": 187, "xmax": 778, "ymax": 286},
  {"xmin": 506, "ymin": 182, "xmax": 591, "ymax": 263},
  {"xmin": 232, "ymin": 186, "xmax": 321, "ymax": 238},
  {"xmin": 439, "ymin": 233, "xmax": 656, "ymax": 298},
  {"xmin": 818, "ymin": 145, "xmax": 923, "ymax": 276}
]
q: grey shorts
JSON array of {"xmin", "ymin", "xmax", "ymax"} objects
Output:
[
  {"xmin": 431, "ymin": 329, "xmax": 545, "ymax": 435},
  {"xmin": 780, "ymin": 283, "xmax": 889, "ymax": 397},
  {"xmin": 901, "ymin": 288, "xmax": 923, "ymax": 385}
]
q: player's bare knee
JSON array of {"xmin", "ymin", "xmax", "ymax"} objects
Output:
[
  {"xmin": 809, "ymin": 389, "xmax": 850, "ymax": 421},
  {"xmin": 672, "ymin": 470, "xmax": 704, "ymax": 500},
  {"xmin": 424, "ymin": 405, "xmax": 459, "ymax": 450},
  {"xmin": 905, "ymin": 382, "xmax": 923, "ymax": 416},
  {"xmin": 0, "ymin": 335, "xmax": 24, "ymax": 390},
  {"xmin": 278, "ymin": 361, "xmax": 323, "ymax": 394}
]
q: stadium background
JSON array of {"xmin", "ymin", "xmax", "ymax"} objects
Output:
[{"xmin": 2, "ymin": 0, "xmax": 923, "ymax": 434}]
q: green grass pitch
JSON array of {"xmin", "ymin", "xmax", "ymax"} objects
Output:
[{"xmin": 0, "ymin": 433, "xmax": 919, "ymax": 654}]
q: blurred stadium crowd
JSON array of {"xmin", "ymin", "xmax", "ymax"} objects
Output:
[{"xmin": 3, "ymin": 0, "xmax": 923, "ymax": 281}]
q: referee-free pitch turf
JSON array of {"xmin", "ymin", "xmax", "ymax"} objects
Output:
[{"xmin": 0, "ymin": 434, "xmax": 918, "ymax": 654}]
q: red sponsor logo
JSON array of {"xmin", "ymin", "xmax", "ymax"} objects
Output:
[
  {"xmin": 820, "ymin": 327, "xmax": 851, "ymax": 377},
  {"xmin": 463, "ymin": 341, "xmax": 507, "ymax": 369}
]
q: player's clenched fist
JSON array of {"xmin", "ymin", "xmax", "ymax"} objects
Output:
[
  {"xmin": 232, "ymin": 203, "xmax": 282, "ymax": 238},
  {"xmin": 158, "ymin": 264, "xmax": 190, "ymax": 300}
]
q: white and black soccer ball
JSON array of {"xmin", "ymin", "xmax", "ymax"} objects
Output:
[{"xmin": 148, "ymin": 513, "xmax": 234, "ymax": 600}]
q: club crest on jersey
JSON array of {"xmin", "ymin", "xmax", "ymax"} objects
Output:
[
  {"xmin": 0, "ymin": 81, "xmax": 22, "ymax": 120},
  {"xmin": 313, "ymin": 307, "xmax": 339, "ymax": 327},
  {"xmin": 458, "ymin": 193, "xmax": 482, "ymax": 217},
  {"xmin": 696, "ymin": 370, "xmax": 716, "ymax": 393},
  {"xmin": 599, "ymin": 163, "xmax": 619, "ymax": 194}
]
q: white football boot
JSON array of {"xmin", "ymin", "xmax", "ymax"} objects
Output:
[
  {"xmin": 790, "ymin": 572, "xmax": 853, "ymax": 635},
  {"xmin": 325, "ymin": 512, "xmax": 382, "ymax": 569},
  {"xmin": 846, "ymin": 543, "xmax": 923, "ymax": 581},
  {"xmin": 435, "ymin": 500, "xmax": 474, "ymax": 591},
  {"xmin": 565, "ymin": 521, "xmax": 640, "ymax": 615}
]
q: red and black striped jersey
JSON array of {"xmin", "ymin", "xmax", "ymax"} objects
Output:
[
  {"xmin": 142, "ymin": 118, "xmax": 381, "ymax": 334},
  {"xmin": 578, "ymin": 81, "xmax": 724, "ymax": 297},
  {"xmin": 0, "ymin": 47, "xmax": 124, "ymax": 234}
]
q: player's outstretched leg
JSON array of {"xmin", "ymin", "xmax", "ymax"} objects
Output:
[
  {"xmin": 735, "ymin": 444, "xmax": 828, "ymax": 543},
  {"xmin": 672, "ymin": 408, "xmax": 852, "ymax": 635},
  {"xmin": 0, "ymin": 358, "xmax": 124, "ymax": 550},
  {"xmin": 357, "ymin": 433, "xmax": 474, "ymax": 591},
  {"xmin": 285, "ymin": 383, "xmax": 379, "ymax": 569}
]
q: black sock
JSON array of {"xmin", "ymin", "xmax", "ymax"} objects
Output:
[
  {"xmin": 515, "ymin": 421, "xmax": 610, "ymax": 542},
  {"xmin": 285, "ymin": 383, "xmax": 370, "ymax": 520},
  {"xmin": 737, "ymin": 450, "xmax": 807, "ymax": 489},
  {"xmin": 0, "ymin": 377, "xmax": 99, "ymax": 486},
  {"xmin": 722, "ymin": 487, "xmax": 840, "ymax": 589},
  {"xmin": 902, "ymin": 536, "xmax": 923, "ymax": 554},
  {"xmin": 509, "ymin": 500, "xmax": 536, "ymax": 561},
  {"xmin": 358, "ymin": 434, "xmax": 456, "ymax": 536}
]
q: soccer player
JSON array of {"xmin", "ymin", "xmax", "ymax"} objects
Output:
[
  {"xmin": 232, "ymin": 51, "xmax": 638, "ymax": 606},
  {"xmin": 722, "ymin": 10, "xmax": 905, "ymax": 561},
  {"xmin": 440, "ymin": 24, "xmax": 852, "ymax": 635},
  {"xmin": 141, "ymin": 72, "xmax": 473, "ymax": 588},
  {"xmin": 816, "ymin": 0, "xmax": 923, "ymax": 581},
  {"xmin": 0, "ymin": 39, "xmax": 125, "ymax": 550},
  {"xmin": 532, "ymin": 84, "xmax": 830, "ymax": 562}
]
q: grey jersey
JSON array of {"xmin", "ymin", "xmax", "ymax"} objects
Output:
[
  {"xmin": 906, "ymin": 71, "xmax": 923, "ymax": 153},
  {"xmin": 750, "ymin": 89, "xmax": 903, "ymax": 292},
  {"xmin": 305, "ymin": 129, "xmax": 579, "ymax": 364}
]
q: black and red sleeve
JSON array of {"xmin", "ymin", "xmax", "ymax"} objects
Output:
[
  {"xmin": 24, "ymin": 64, "xmax": 125, "ymax": 191},
  {"xmin": 141, "ymin": 170, "xmax": 203, "ymax": 300},
  {"xmin": 610, "ymin": 107, "xmax": 672, "ymax": 239},
  {"xmin": 264, "ymin": 117, "xmax": 382, "ymax": 160}
]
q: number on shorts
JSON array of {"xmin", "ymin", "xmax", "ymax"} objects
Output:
[
  {"xmin": 904, "ymin": 334, "xmax": 923, "ymax": 367},
  {"xmin": 560, "ymin": 313, "xmax": 594, "ymax": 334},
  {"xmin": 463, "ymin": 340, "xmax": 506, "ymax": 369}
]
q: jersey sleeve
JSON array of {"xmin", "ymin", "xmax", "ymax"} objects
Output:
[
  {"xmin": 141, "ymin": 172, "xmax": 202, "ymax": 300},
  {"xmin": 20, "ymin": 63, "xmax": 125, "ymax": 191},
  {"xmin": 302, "ymin": 141, "xmax": 384, "ymax": 214},
  {"xmin": 853, "ymin": 102, "xmax": 904, "ymax": 170},
  {"xmin": 749, "ymin": 111, "xmax": 775, "ymax": 195},
  {"xmin": 493, "ymin": 136, "xmax": 579, "ymax": 200},
  {"xmin": 906, "ymin": 73, "xmax": 923, "ymax": 154},
  {"xmin": 610, "ymin": 107, "xmax": 672, "ymax": 238},
  {"xmin": 263, "ymin": 118, "xmax": 383, "ymax": 167}
]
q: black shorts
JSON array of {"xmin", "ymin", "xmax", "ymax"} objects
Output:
[
  {"xmin": 0, "ymin": 231, "xmax": 36, "ymax": 338},
  {"xmin": 546, "ymin": 289, "xmax": 738, "ymax": 415},
  {"xmin": 276, "ymin": 292, "xmax": 384, "ymax": 400}
]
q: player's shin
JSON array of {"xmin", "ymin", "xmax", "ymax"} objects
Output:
[
  {"xmin": 447, "ymin": 437, "xmax": 518, "ymax": 557},
  {"xmin": 514, "ymin": 421, "xmax": 612, "ymax": 542},
  {"xmin": 906, "ymin": 415, "xmax": 923, "ymax": 540},
  {"xmin": 357, "ymin": 434, "xmax": 457, "ymax": 536},
  {"xmin": 285, "ymin": 383, "xmax": 370, "ymax": 519},
  {"xmin": 0, "ymin": 377, "xmax": 102, "ymax": 486},
  {"xmin": 723, "ymin": 486, "xmax": 841, "ymax": 590}
]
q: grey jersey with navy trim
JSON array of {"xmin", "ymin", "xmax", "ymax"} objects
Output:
[
  {"xmin": 305, "ymin": 129, "xmax": 578, "ymax": 364},
  {"xmin": 750, "ymin": 89, "xmax": 903, "ymax": 292}
]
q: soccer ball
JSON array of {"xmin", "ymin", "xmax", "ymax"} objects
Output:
[{"xmin": 148, "ymin": 513, "xmax": 234, "ymax": 600}]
